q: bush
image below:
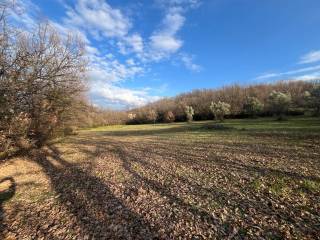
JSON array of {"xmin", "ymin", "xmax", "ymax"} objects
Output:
[
  {"xmin": 210, "ymin": 101, "xmax": 231, "ymax": 121},
  {"xmin": 243, "ymin": 97, "xmax": 263, "ymax": 117},
  {"xmin": 268, "ymin": 91, "xmax": 291, "ymax": 120}
]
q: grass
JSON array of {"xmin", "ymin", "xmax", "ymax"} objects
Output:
[
  {"xmin": 251, "ymin": 178, "xmax": 264, "ymax": 191},
  {"xmin": 301, "ymin": 179, "xmax": 320, "ymax": 193},
  {"xmin": 1, "ymin": 116, "xmax": 320, "ymax": 239},
  {"xmin": 83, "ymin": 116, "xmax": 320, "ymax": 132}
]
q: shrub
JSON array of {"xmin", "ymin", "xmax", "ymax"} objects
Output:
[
  {"xmin": 210, "ymin": 101, "xmax": 231, "ymax": 121},
  {"xmin": 185, "ymin": 106, "xmax": 194, "ymax": 122},
  {"xmin": 268, "ymin": 91, "xmax": 291, "ymax": 120},
  {"xmin": 243, "ymin": 97, "xmax": 264, "ymax": 117}
]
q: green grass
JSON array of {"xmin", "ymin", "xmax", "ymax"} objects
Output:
[
  {"xmin": 81, "ymin": 116, "xmax": 320, "ymax": 137},
  {"xmin": 221, "ymin": 117, "xmax": 320, "ymax": 132},
  {"xmin": 268, "ymin": 177, "xmax": 292, "ymax": 196},
  {"xmin": 301, "ymin": 180, "xmax": 320, "ymax": 193},
  {"xmin": 251, "ymin": 178, "xmax": 264, "ymax": 191}
]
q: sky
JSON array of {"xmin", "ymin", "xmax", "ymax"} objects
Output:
[{"xmin": 9, "ymin": 0, "xmax": 320, "ymax": 109}]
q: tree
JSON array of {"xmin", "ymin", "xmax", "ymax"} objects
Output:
[
  {"xmin": 268, "ymin": 91, "xmax": 291, "ymax": 120},
  {"xmin": 0, "ymin": 4, "xmax": 86, "ymax": 150},
  {"xmin": 185, "ymin": 106, "xmax": 194, "ymax": 122},
  {"xmin": 304, "ymin": 85, "xmax": 320, "ymax": 116},
  {"xmin": 146, "ymin": 110, "xmax": 158, "ymax": 124},
  {"xmin": 210, "ymin": 101, "xmax": 230, "ymax": 121},
  {"xmin": 164, "ymin": 111, "xmax": 175, "ymax": 123},
  {"xmin": 243, "ymin": 97, "xmax": 264, "ymax": 118}
]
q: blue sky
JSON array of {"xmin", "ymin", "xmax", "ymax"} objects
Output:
[{"xmin": 11, "ymin": 0, "xmax": 320, "ymax": 109}]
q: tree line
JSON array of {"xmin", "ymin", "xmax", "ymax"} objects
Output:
[{"xmin": 127, "ymin": 80, "xmax": 320, "ymax": 124}]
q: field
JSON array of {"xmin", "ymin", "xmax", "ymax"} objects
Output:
[{"xmin": 1, "ymin": 117, "xmax": 320, "ymax": 239}]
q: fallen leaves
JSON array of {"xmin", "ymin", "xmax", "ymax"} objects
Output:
[{"xmin": 0, "ymin": 125, "xmax": 319, "ymax": 239}]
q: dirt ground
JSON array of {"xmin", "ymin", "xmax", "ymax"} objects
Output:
[{"xmin": 0, "ymin": 120, "xmax": 320, "ymax": 239}]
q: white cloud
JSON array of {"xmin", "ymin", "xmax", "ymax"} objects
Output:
[
  {"xmin": 156, "ymin": 0, "xmax": 201, "ymax": 9},
  {"xmin": 88, "ymin": 57, "xmax": 144, "ymax": 83},
  {"xmin": 62, "ymin": 0, "xmax": 201, "ymax": 72},
  {"xmin": 86, "ymin": 55, "xmax": 157, "ymax": 108},
  {"xmin": 257, "ymin": 49, "xmax": 320, "ymax": 81},
  {"xmin": 180, "ymin": 53, "xmax": 201, "ymax": 72},
  {"xmin": 50, "ymin": 20, "xmax": 91, "ymax": 44},
  {"xmin": 8, "ymin": 0, "xmax": 39, "ymax": 29},
  {"xmin": 91, "ymin": 82, "xmax": 161, "ymax": 108},
  {"xmin": 256, "ymin": 73, "xmax": 279, "ymax": 80},
  {"xmin": 150, "ymin": 35, "xmax": 183, "ymax": 53},
  {"xmin": 256, "ymin": 64, "xmax": 320, "ymax": 80},
  {"xmin": 85, "ymin": 45, "xmax": 100, "ymax": 55},
  {"xmin": 64, "ymin": 0, "xmax": 131, "ymax": 39},
  {"xmin": 299, "ymin": 50, "xmax": 320, "ymax": 64},
  {"xmin": 142, "ymin": 2, "xmax": 202, "ymax": 71},
  {"xmin": 126, "ymin": 34, "xmax": 144, "ymax": 53},
  {"xmin": 293, "ymin": 71, "xmax": 320, "ymax": 81},
  {"xmin": 126, "ymin": 58, "xmax": 135, "ymax": 65},
  {"xmin": 161, "ymin": 9, "xmax": 186, "ymax": 35},
  {"xmin": 149, "ymin": 8, "xmax": 185, "ymax": 56},
  {"xmin": 117, "ymin": 33, "xmax": 144, "ymax": 54}
]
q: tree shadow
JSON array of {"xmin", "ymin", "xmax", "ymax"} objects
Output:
[
  {"xmin": 0, "ymin": 177, "xmax": 16, "ymax": 239},
  {"xmin": 106, "ymin": 141, "xmax": 320, "ymax": 238},
  {"xmin": 3, "ymin": 128, "xmax": 317, "ymax": 238},
  {"xmin": 78, "ymin": 136, "xmax": 319, "ymax": 184},
  {"xmin": 54, "ymin": 138, "xmax": 228, "ymax": 237},
  {"xmin": 26, "ymin": 146, "xmax": 159, "ymax": 239},
  {"xmin": 22, "ymin": 133, "xmax": 318, "ymax": 239}
]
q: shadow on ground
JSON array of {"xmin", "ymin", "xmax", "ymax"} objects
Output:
[
  {"xmin": 22, "ymin": 146, "xmax": 159, "ymax": 239},
  {"xmin": 0, "ymin": 177, "xmax": 16, "ymax": 239},
  {"xmin": 2, "ymin": 123, "xmax": 320, "ymax": 239},
  {"xmin": 67, "ymin": 134, "xmax": 320, "ymax": 238}
]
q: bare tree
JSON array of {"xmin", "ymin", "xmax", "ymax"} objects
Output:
[
  {"xmin": 146, "ymin": 109, "xmax": 158, "ymax": 124},
  {"xmin": 163, "ymin": 111, "xmax": 175, "ymax": 123},
  {"xmin": 0, "ymin": 4, "xmax": 86, "ymax": 150}
]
